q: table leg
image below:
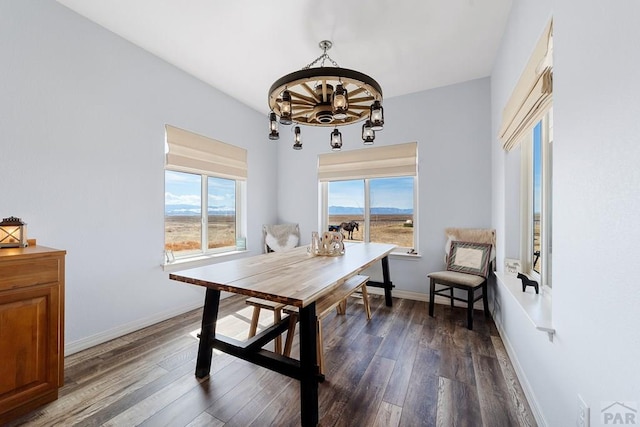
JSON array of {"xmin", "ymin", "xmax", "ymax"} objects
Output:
[
  {"xmin": 299, "ymin": 302, "xmax": 319, "ymax": 426},
  {"xmin": 195, "ymin": 288, "xmax": 221, "ymax": 378},
  {"xmin": 381, "ymin": 256, "xmax": 393, "ymax": 307}
]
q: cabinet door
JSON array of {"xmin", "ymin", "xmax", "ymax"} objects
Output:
[{"xmin": 0, "ymin": 283, "xmax": 60, "ymax": 415}]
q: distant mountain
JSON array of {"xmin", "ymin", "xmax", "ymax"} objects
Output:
[
  {"xmin": 165, "ymin": 204, "xmax": 235, "ymax": 216},
  {"xmin": 329, "ymin": 206, "xmax": 413, "ymax": 215},
  {"xmin": 328, "ymin": 206, "xmax": 364, "ymax": 215}
]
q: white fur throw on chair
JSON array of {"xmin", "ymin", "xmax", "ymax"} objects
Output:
[{"xmin": 263, "ymin": 224, "xmax": 300, "ymax": 252}]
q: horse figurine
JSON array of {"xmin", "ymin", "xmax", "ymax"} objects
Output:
[
  {"xmin": 339, "ymin": 221, "xmax": 359, "ymax": 240},
  {"xmin": 517, "ymin": 272, "xmax": 539, "ymax": 294}
]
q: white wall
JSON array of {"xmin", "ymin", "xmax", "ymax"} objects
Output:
[
  {"xmin": 277, "ymin": 78, "xmax": 493, "ymax": 294},
  {"xmin": 1, "ymin": 1, "xmax": 494, "ymax": 355},
  {"xmin": 0, "ymin": 1, "xmax": 276, "ymax": 353},
  {"xmin": 492, "ymin": 1, "xmax": 640, "ymax": 425}
]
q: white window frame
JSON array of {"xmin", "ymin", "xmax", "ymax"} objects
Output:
[
  {"xmin": 164, "ymin": 170, "xmax": 246, "ymax": 262},
  {"xmin": 319, "ymin": 175, "xmax": 419, "ymax": 255},
  {"xmin": 520, "ymin": 109, "xmax": 552, "ymax": 291}
]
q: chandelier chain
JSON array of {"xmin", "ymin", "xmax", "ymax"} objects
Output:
[{"xmin": 303, "ymin": 52, "xmax": 340, "ymax": 70}]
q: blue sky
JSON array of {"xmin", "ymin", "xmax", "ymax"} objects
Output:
[
  {"xmin": 533, "ymin": 121, "xmax": 542, "ymax": 214},
  {"xmin": 329, "ymin": 177, "xmax": 414, "ymax": 209},
  {"xmin": 165, "ymin": 172, "xmax": 413, "ymax": 211},
  {"xmin": 165, "ymin": 171, "xmax": 236, "ymax": 209}
]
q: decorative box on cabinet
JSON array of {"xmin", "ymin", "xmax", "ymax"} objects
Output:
[{"xmin": 0, "ymin": 246, "xmax": 66, "ymax": 424}]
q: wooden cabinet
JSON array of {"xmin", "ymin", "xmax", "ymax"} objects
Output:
[{"xmin": 0, "ymin": 246, "xmax": 65, "ymax": 424}]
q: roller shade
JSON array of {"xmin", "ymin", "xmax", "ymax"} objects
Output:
[
  {"xmin": 165, "ymin": 125, "xmax": 247, "ymax": 180},
  {"xmin": 500, "ymin": 19, "xmax": 553, "ymax": 152},
  {"xmin": 318, "ymin": 142, "xmax": 417, "ymax": 182}
]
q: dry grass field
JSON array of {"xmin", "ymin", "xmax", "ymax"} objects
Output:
[
  {"xmin": 165, "ymin": 215, "xmax": 235, "ymax": 252},
  {"xmin": 329, "ymin": 214, "xmax": 414, "ymax": 248}
]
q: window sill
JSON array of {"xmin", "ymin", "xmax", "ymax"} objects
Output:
[
  {"xmin": 494, "ymin": 271, "xmax": 555, "ymax": 341},
  {"xmin": 162, "ymin": 250, "xmax": 249, "ymax": 272},
  {"xmin": 390, "ymin": 251, "xmax": 421, "ymax": 259}
]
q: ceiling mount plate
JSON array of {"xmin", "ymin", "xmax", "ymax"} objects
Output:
[{"xmin": 319, "ymin": 40, "xmax": 332, "ymax": 51}]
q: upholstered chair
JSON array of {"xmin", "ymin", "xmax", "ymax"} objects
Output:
[{"xmin": 427, "ymin": 228, "xmax": 496, "ymax": 330}]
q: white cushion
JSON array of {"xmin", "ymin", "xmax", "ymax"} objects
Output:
[{"xmin": 428, "ymin": 270, "xmax": 485, "ymax": 287}]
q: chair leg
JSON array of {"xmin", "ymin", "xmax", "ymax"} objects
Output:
[
  {"xmin": 361, "ymin": 285, "xmax": 372, "ymax": 320},
  {"xmin": 247, "ymin": 304, "xmax": 284, "ymax": 354},
  {"xmin": 450, "ymin": 287, "xmax": 455, "ymax": 308},
  {"xmin": 482, "ymin": 281, "xmax": 490, "ymax": 318},
  {"xmin": 467, "ymin": 288, "xmax": 474, "ymax": 330},
  {"xmin": 429, "ymin": 278, "xmax": 436, "ymax": 317},
  {"xmin": 248, "ymin": 306, "xmax": 260, "ymax": 338}
]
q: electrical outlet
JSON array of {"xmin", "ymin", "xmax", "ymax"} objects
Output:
[{"xmin": 577, "ymin": 394, "xmax": 590, "ymax": 427}]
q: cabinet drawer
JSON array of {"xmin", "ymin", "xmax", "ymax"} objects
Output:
[{"xmin": 0, "ymin": 257, "xmax": 61, "ymax": 291}]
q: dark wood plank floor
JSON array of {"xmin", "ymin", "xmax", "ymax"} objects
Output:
[{"xmin": 7, "ymin": 294, "xmax": 536, "ymax": 426}]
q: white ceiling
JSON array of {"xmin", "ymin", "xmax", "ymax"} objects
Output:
[{"xmin": 56, "ymin": 0, "xmax": 512, "ymax": 114}]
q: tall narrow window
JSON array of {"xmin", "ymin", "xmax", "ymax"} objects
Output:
[
  {"xmin": 500, "ymin": 19, "xmax": 553, "ymax": 289},
  {"xmin": 328, "ymin": 180, "xmax": 364, "ymax": 241},
  {"xmin": 522, "ymin": 111, "xmax": 552, "ymax": 288},
  {"xmin": 532, "ymin": 122, "xmax": 542, "ymax": 274},
  {"xmin": 370, "ymin": 177, "xmax": 414, "ymax": 248},
  {"xmin": 165, "ymin": 171, "xmax": 202, "ymax": 256},
  {"xmin": 207, "ymin": 176, "xmax": 236, "ymax": 250}
]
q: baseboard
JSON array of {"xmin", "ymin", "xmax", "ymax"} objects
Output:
[
  {"xmin": 366, "ymin": 286, "xmax": 485, "ymax": 308},
  {"xmin": 64, "ymin": 300, "xmax": 204, "ymax": 356},
  {"xmin": 366, "ymin": 287, "xmax": 429, "ymax": 302},
  {"xmin": 493, "ymin": 315, "xmax": 547, "ymax": 427}
]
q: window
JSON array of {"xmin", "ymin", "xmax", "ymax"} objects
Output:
[
  {"xmin": 521, "ymin": 111, "xmax": 553, "ymax": 287},
  {"xmin": 164, "ymin": 171, "xmax": 238, "ymax": 257},
  {"xmin": 164, "ymin": 125, "xmax": 247, "ymax": 261},
  {"xmin": 499, "ymin": 19, "xmax": 553, "ymax": 289},
  {"xmin": 319, "ymin": 142, "xmax": 418, "ymax": 254}
]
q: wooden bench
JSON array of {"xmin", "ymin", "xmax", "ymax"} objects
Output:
[{"xmin": 283, "ymin": 274, "xmax": 371, "ymax": 375}]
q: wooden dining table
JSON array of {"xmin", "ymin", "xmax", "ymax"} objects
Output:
[{"xmin": 169, "ymin": 242, "xmax": 395, "ymax": 427}]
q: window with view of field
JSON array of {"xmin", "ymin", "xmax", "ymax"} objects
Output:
[
  {"xmin": 164, "ymin": 124, "xmax": 246, "ymax": 262},
  {"xmin": 523, "ymin": 111, "xmax": 552, "ymax": 288},
  {"xmin": 326, "ymin": 176, "xmax": 416, "ymax": 251},
  {"xmin": 532, "ymin": 121, "xmax": 542, "ymax": 274},
  {"xmin": 164, "ymin": 171, "xmax": 237, "ymax": 258}
]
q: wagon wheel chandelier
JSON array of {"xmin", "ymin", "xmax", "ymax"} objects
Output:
[{"xmin": 268, "ymin": 40, "xmax": 384, "ymax": 151}]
